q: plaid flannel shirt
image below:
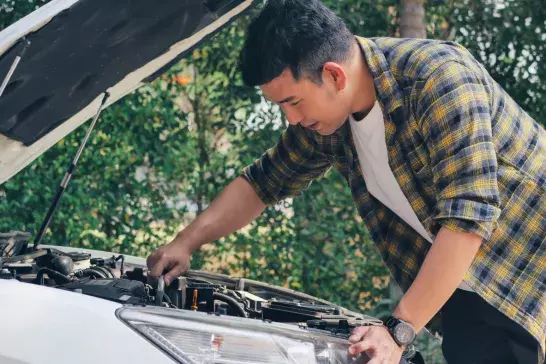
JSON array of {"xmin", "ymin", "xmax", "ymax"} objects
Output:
[{"xmin": 242, "ymin": 36, "xmax": 546, "ymax": 362}]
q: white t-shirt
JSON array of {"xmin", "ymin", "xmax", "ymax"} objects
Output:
[{"xmin": 349, "ymin": 101, "xmax": 473, "ymax": 292}]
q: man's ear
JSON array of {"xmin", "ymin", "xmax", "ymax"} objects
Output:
[{"xmin": 322, "ymin": 62, "xmax": 347, "ymax": 91}]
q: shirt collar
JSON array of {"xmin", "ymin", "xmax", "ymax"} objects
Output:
[
  {"xmin": 355, "ymin": 36, "xmax": 405, "ymax": 145},
  {"xmin": 355, "ymin": 36, "xmax": 404, "ymax": 115}
]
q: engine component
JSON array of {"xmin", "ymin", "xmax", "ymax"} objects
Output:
[
  {"xmin": 213, "ymin": 292, "xmax": 247, "ymax": 317},
  {"xmin": 51, "ymin": 256, "xmax": 74, "ymax": 276},
  {"xmin": 75, "ymin": 266, "xmax": 115, "ymax": 279},
  {"xmin": 36, "ymin": 268, "xmax": 71, "ymax": 285},
  {"xmin": 162, "ymin": 277, "xmax": 248, "ymax": 316},
  {"xmin": 304, "ymin": 318, "xmax": 371, "ymax": 339},
  {"xmin": 163, "ymin": 279, "xmax": 218, "ymax": 312},
  {"xmin": 89, "ymin": 255, "xmax": 125, "ymax": 277},
  {"xmin": 58, "ymin": 278, "xmax": 148, "ymax": 304},
  {"xmin": 35, "ymin": 247, "xmax": 76, "ymax": 272},
  {"xmin": 155, "ymin": 276, "xmax": 166, "ymax": 306},
  {"xmin": 186, "ymin": 285, "xmax": 215, "ymax": 312},
  {"xmin": 0, "ymin": 231, "xmax": 31, "ymax": 257},
  {"xmin": 1, "ymin": 262, "xmax": 33, "ymax": 276},
  {"xmin": 163, "ymin": 276, "xmax": 187, "ymax": 309},
  {"xmin": 65, "ymin": 251, "xmax": 91, "ymax": 262},
  {"xmin": 0, "ymin": 249, "xmax": 46, "ymax": 266},
  {"xmin": 261, "ymin": 300, "xmax": 339, "ymax": 322},
  {"xmin": 126, "ymin": 267, "xmax": 146, "ymax": 283}
]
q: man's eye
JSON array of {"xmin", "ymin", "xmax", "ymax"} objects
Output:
[{"xmin": 291, "ymin": 100, "xmax": 301, "ymax": 106}]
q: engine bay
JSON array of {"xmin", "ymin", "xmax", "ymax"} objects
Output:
[{"xmin": 0, "ymin": 243, "xmax": 383, "ymax": 341}]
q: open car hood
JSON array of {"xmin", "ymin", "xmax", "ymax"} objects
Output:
[{"xmin": 0, "ymin": 0, "xmax": 256, "ymax": 185}]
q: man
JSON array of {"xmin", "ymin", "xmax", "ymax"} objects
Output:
[{"xmin": 147, "ymin": 0, "xmax": 546, "ymax": 363}]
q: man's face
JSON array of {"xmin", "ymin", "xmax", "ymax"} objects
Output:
[{"xmin": 260, "ymin": 68, "xmax": 351, "ymax": 135}]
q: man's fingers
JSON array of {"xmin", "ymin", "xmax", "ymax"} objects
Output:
[
  {"xmin": 349, "ymin": 325, "xmax": 371, "ymax": 343},
  {"xmin": 146, "ymin": 250, "xmax": 158, "ymax": 269},
  {"xmin": 149, "ymin": 251, "xmax": 169, "ymax": 278},
  {"xmin": 164, "ymin": 263, "xmax": 185, "ymax": 286},
  {"xmin": 349, "ymin": 338, "xmax": 376, "ymax": 356},
  {"xmin": 348, "ymin": 326, "xmax": 399, "ymax": 364}
]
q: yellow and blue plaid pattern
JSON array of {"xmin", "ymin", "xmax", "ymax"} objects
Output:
[{"xmin": 242, "ymin": 37, "xmax": 545, "ymax": 362}]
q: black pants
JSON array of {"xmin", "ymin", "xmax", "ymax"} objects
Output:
[{"xmin": 440, "ymin": 289, "xmax": 543, "ymax": 364}]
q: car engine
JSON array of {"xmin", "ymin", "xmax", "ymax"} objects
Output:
[
  {"xmin": 0, "ymin": 242, "xmax": 379, "ymax": 334},
  {"xmin": 0, "ymin": 232, "xmax": 425, "ymax": 364}
]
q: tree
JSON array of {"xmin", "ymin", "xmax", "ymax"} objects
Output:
[{"xmin": 399, "ymin": 0, "xmax": 427, "ymax": 38}]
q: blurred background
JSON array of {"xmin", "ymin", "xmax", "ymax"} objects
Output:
[{"xmin": 1, "ymin": 1, "xmax": 544, "ymax": 362}]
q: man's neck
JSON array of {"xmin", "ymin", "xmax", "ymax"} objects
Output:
[{"xmin": 348, "ymin": 40, "xmax": 376, "ymax": 120}]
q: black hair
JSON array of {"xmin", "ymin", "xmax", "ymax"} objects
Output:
[{"xmin": 239, "ymin": 0, "xmax": 355, "ymax": 86}]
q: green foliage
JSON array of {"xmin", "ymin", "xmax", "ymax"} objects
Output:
[
  {"xmin": 426, "ymin": 0, "xmax": 545, "ymax": 121},
  {"xmin": 0, "ymin": 0, "xmax": 49, "ymax": 30}
]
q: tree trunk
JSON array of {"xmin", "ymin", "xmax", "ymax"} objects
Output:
[{"xmin": 399, "ymin": 0, "xmax": 426, "ymax": 39}]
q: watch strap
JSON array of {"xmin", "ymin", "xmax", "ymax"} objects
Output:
[{"xmin": 385, "ymin": 316, "xmax": 400, "ymax": 330}]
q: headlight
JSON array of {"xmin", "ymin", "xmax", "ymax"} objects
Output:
[{"xmin": 117, "ymin": 306, "xmax": 369, "ymax": 364}]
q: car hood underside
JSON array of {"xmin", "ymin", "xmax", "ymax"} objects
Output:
[{"xmin": 0, "ymin": 0, "xmax": 255, "ymax": 184}]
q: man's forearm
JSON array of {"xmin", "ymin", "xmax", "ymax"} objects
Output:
[
  {"xmin": 179, "ymin": 177, "xmax": 266, "ymax": 251},
  {"xmin": 392, "ymin": 226, "xmax": 483, "ymax": 332}
]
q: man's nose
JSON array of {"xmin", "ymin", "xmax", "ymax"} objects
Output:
[{"xmin": 284, "ymin": 107, "xmax": 304, "ymax": 126}]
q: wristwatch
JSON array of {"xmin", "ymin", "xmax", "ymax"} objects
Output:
[{"xmin": 384, "ymin": 316, "xmax": 416, "ymax": 347}]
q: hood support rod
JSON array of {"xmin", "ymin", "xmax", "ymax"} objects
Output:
[
  {"xmin": 31, "ymin": 92, "xmax": 110, "ymax": 251},
  {"xmin": 0, "ymin": 38, "xmax": 30, "ymax": 98}
]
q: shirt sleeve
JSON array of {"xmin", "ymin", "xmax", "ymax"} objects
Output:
[
  {"xmin": 415, "ymin": 61, "xmax": 502, "ymax": 241},
  {"xmin": 241, "ymin": 124, "xmax": 332, "ymax": 205}
]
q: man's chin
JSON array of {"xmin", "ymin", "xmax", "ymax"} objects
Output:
[
  {"xmin": 315, "ymin": 121, "xmax": 345, "ymax": 135},
  {"xmin": 316, "ymin": 128, "xmax": 336, "ymax": 136}
]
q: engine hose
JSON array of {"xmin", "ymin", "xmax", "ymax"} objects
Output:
[
  {"xmin": 76, "ymin": 267, "xmax": 108, "ymax": 279},
  {"xmin": 213, "ymin": 292, "xmax": 247, "ymax": 318},
  {"xmin": 94, "ymin": 265, "xmax": 114, "ymax": 278},
  {"xmin": 162, "ymin": 292, "xmax": 177, "ymax": 308},
  {"xmin": 36, "ymin": 268, "xmax": 71, "ymax": 285},
  {"xmin": 115, "ymin": 255, "xmax": 125, "ymax": 277}
]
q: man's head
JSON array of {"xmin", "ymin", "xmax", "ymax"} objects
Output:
[{"xmin": 240, "ymin": 0, "xmax": 366, "ymax": 135}]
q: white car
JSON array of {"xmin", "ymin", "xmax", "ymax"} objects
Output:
[{"xmin": 0, "ymin": 1, "xmax": 424, "ymax": 363}]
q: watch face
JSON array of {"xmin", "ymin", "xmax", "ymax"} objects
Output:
[{"xmin": 394, "ymin": 322, "xmax": 416, "ymax": 345}]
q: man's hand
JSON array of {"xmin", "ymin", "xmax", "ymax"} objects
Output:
[
  {"xmin": 348, "ymin": 326, "xmax": 404, "ymax": 364},
  {"xmin": 147, "ymin": 236, "xmax": 192, "ymax": 286}
]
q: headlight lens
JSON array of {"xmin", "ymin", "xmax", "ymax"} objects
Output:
[{"xmin": 117, "ymin": 306, "xmax": 369, "ymax": 364}]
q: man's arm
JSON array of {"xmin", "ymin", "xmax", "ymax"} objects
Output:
[
  {"xmin": 392, "ymin": 226, "xmax": 482, "ymax": 332},
  {"xmin": 171, "ymin": 177, "xmax": 266, "ymax": 252},
  {"xmin": 349, "ymin": 61, "xmax": 501, "ymax": 362},
  {"xmin": 147, "ymin": 124, "xmax": 331, "ymax": 285},
  {"xmin": 349, "ymin": 228, "xmax": 482, "ymax": 362},
  {"xmin": 394, "ymin": 60, "xmax": 503, "ymax": 331}
]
